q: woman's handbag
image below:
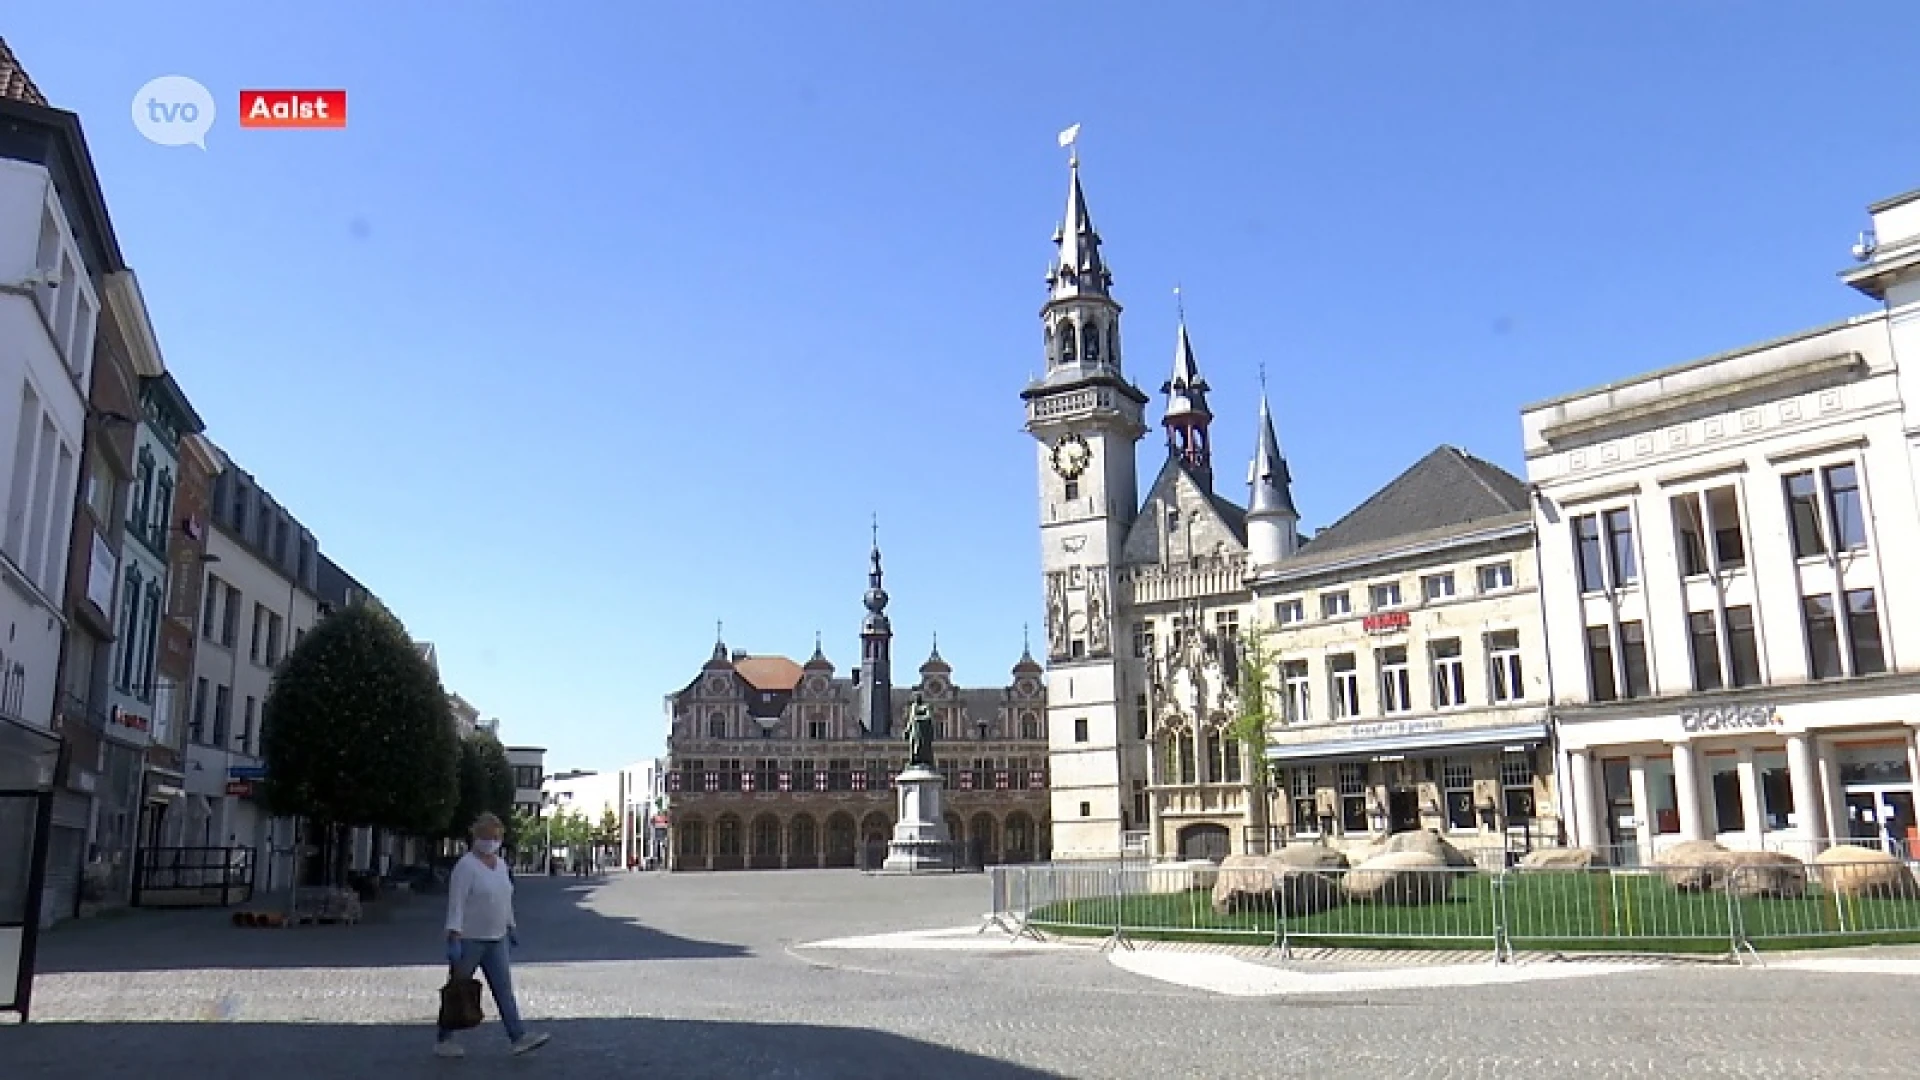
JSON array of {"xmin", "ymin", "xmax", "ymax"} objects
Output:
[{"xmin": 438, "ymin": 969, "xmax": 485, "ymax": 1030}]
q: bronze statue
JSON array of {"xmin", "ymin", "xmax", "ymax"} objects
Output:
[{"xmin": 903, "ymin": 690, "xmax": 936, "ymax": 769}]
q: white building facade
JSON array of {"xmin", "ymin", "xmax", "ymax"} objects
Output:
[
  {"xmin": 0, "ymin": 153, "xmax": 101, "ymax": 792},
  {"xmin": 1523, "ymin": 267, "xmax": 1920, "ymax": 862},
  {"xmin": 507, "ymin": 745, "xmax": 545, "ymax": 818},
  {"xmin": 182, "ymin": 453, "xmax": 320, "ymax": 892}
]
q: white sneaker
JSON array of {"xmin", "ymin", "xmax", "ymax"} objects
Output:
[
  {"xmin": 511, "ymin": 1033, "xmax": 551, "ymax": 1056},
  {"xmin": 434, "ymin": 1041, "xmax": 465, "ymax": 1058}
]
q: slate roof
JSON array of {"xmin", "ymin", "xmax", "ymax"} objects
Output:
[
  {"xmin": 0, "ymin": 38, "xmax": 48, "ymax": 106},
  {"xmin": 1138, "ymin": 453, "xmax": 1249, "ymax": 547},
  {"xmin": 1297, "ymin": 446, "xmax": 1529, "ymax": 560}
]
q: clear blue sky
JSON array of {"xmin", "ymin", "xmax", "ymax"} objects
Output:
[{"xmin": 11, "ymin": 4, "xmax": 1919, "ymax": 775}]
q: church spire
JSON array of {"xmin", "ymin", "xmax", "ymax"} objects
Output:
[
  {"xmin": 857, "ymin": 518, "xmax": 894, "ymax": 737},
  {"xmin": 1246, "ymin": 392, "xmax": 1300, "ymax": 566},
  {"xmin": 1047, "ymin": 158, "xmax": 1112, "ymax": 303},
  {"xmin": 1161, "ymin": 297, "xmax": 1214, "ymax": 485}
]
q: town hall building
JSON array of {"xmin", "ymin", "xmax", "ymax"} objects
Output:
[{"xmin": 1022, "ymin": 151, "xmax": 1560, "ymax": 863}]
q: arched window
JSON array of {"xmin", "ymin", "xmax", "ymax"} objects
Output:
[
  {"xmin": 707, "ymin": 712, "xmax": 726, "ymax": 739},
  {"xmin": 1083, "ymin": 320, "xmax": 1102, "ymax": 364},
  {"xmin": 1060, "ymin": 320, "xmax": 1077, "ymax": 364},
  {"xmin": 1108, "ymin": 322, "xmax": 1121, "ymax": 365}
]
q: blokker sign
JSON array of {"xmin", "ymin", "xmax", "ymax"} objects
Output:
[{"xmin": 1679, "ymin": 704, "xmax": 1782, "ymax": 733}]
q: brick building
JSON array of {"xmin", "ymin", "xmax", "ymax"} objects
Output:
[{"xmin": 663, "ymin": 539, "xmax": 1050, "ymax": 870}]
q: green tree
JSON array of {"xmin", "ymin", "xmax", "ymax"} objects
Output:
[
  {"xmin": 509, "ymin": 806, "xmax": 542, "ymax": 854},
  {"xmin": 1230, "ymin": 626, "xmax": 1279, "ymax": 795},
  {"xmin": 596, "ymin": 808, "xmax": 620, "ymax": 848},
  {"xmin": 446, "ymin": 729, "xmax": 517, "ymax": 843},
  {"xmin": 262, "ymin": 604, "xmax": 460, "ymax": 878}
]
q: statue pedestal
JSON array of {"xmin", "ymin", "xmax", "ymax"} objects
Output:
[{"xmin": 881, "ymin": 767, "xmax": 954, "ymax": 873}]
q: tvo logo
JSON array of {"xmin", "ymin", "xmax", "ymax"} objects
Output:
[{"xmin": 132, "ymin": 75, "xmax": 216, "ymax": 149}]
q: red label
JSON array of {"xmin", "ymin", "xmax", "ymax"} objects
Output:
[
  {"xmin": 1363, "ymin": 611, "xmax": 1411, "ymax": 633},
  {"xmin": 238, "ymin": 90, "xmax": 347, "ymax": 129}
]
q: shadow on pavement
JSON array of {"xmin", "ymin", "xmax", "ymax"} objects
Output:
[
  {"xmin": 34, "ymin": 875, "xmax": 746, "ymax": 974},
  {"xmin": 2, "ymin": 1016, "xmax": 1061, "ymax": 1079}
]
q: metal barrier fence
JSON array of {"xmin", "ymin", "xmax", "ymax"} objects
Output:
[
  {"xmin": 983, "ymin": 853, "xmax": 1920, "ymax": 962},
  {"xmin": 131, "ymin": 847, "xmax": 255, "ymax": 909}
]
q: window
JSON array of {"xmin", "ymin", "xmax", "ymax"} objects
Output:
[
  {"xmin": 1133, "ymin": 621, "xmax": 1155, "ymax": 659},
  {"xmin": 1338, "ymin": 763, "xmax": 1369, "ymax": 834},
  {"xmin": 1431, "ymin": 639, "xmax": 1465, "ymax": 708},
  {"xmin": 1620, "ymin": 620, "xmax": 1650, "ymax": 697},
  {"xmin": 754, "ymin": 759, "xmax": 780, "ymax": 792},
  {"xmin": 200, "ymin": 574, "xmax": 220, "ymax": 641},
  {"xmin": 1078, "ymin": 801, "xmax": 1091, "ymax": 818},
  {"xmin": 1169, "ymin": 614, "xmax": 1189, "ymax": 651},
  {"xmin": 212, "ymin": 684, "xmax": 232, "ymax": 746},
  {"xmin": 117, "ymin": 568, "xmax": 142, "ymax": 691},
  {"xmin": 1786, "ymin": 464, "xmax": 1869, "ymax": 559},
  {"xmin": 1377, "ymin": 646, "xmax": 1411, "ymax": 714},
  {"xmin": 1672, "ymin": 486, "xmax": 1747, "ymax": 576},
  {"xmin": 1586, "ymin": 626, "xmax": 1617, "ymax": 702},
  {"xmin": 1168, "ymin": 732, "xmax": 1196, "ymax": 784},
  {"xmin": 1711, "ymin": 756, "xmax": 1745, "ymax": 834},
  {"xmin": 250, "ymin": 603, "xmax": 267, "ymax": 664},
  {"xmin": 808, "ymin": 717, "xmax": 827, "ymax": 739},
  {"xmin": 1421, "ymin": 573, "xmax": 1455, "ymax": 601},
  {"xmin": 707, "ymin": 713, "xmax": 727, "ymax": 738},
  {"xmin": 1063, "ymin": 479, "xmax": 1079, "ymax": 501},
  {"xmin": 1846, "ymin": 589, "xmax": 1886, "ymax": 676},
  {"xmin": 1502, "ymin": 752, "xmax": 1536, "ymax": 822},
  {"xmin": 265, "ymin": 612, "xmax": 283, "ymax": 666},
  {"xmin": 140, "ymin": 584, "xmax": 160, "ymax": 698},
  {"xmin": 1726, "ymin": 606, "xmax": 1762, "ymax": 687},
  {"xmin": 1573, "ymin": 509, "xmax": 1637, "ymax": 591},
  {"xmin": 1073, "ymin": 716, "xmax": 1089, "ymax": 743},
  {"xmin": 221, "ymin": 585, "xmax": 240, "ymax": 646},
  {"xmin": 1134, "ymin": 695, "xmax": 1149, "ymax": 739},
  {"xmin": 1328, "ymin": 654, "xmax": 1360, "ymax": 719},
  {"xmin": 1213, "ymin": 609, "xmax": 1240, "ymax": 643},
  {"xmin": 1804, "ymin": 595, "xmax": 1842, "ymax": 680},
  {"xmin": 1369, "ymin": 582, "xmax": 1402, "ymax": 611},
  {"xmin": 241, "ymin": 697, "xmax": 257, "ymax": 756},
  {"xmin": 1218, "ymin": 733, "xmax": 1242, "ymax": 784},
  {"xmin": 1442, "ymin": 759, "xmax": 1475, "ymax": 831},
  {"xmin": 1703, "ymin": 486, "xmax": 1746, "ymax": 570},
  {"xmin": 1477, "ymin": 562, "xmax": 1514, "ymax": 593},
  {"xmin": 191, "ymin": 678, "xmax": 208, "ymax": 742},
  {"xmin": 1020, "ymin": 712, "xmax": 1040, "ymax": 740},
  {"xmin": 1688, "ymin": 611, "xmax": 1723, "ymax": 692},
  {"xmin": 1320, "ymin": 591, "xmax": 1350, "ymax": 618},
  {"xmin": 154, "ymin": 471, "xmax": 174, "ymax": 551},
  {"xmin": 1282, "ymin": 660, "xmax": 1310, "ymax": 724},
  {"xmin": 1290, "ymin": 767, "xmax": 1320, "ymax": 837},
  {"xmin": 84, "ymin": 456, "xmax": 115, "ymax": 522},
  {"xmin": 1275, "ymin": 599, "xmax": 1304, "ymax": 625},
  {"xmin": 1487, "ymin": 630, "xmax": 1523, "ymax": 703}
]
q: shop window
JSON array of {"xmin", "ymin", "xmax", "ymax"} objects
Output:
[
  {"xmin": 1687, "ymin": 611, "xmax": 1722, "ymax": 692},
  {"xmin": 1329, "ymin": 654, "xmax": 1360, "ymax": 718},
  {"xmin": 1431, "ymin": 639, "xmax": 1465, "ymax": 709},
  {"xmin": 1442, "ymin": 759, "xmax": 1476, "ymax": 831},
  {"xmin": 1290, "ymin": 767, "xmax": 1319, "ymax": 837},
  {"xmin": 1644, "ymin": 756, "xmax": 1679, "ymax": 835},
  {"xmin": 1710, "ymin": 758, "xmax": 1745, "ymax": 835},
  {"xmin": 1338, "ymin": 762, "xmax": 1369, "ymax": 834},
  {"xmin": 1756, "ymin": 751, "xmax": 1793, "ymax": 831}
]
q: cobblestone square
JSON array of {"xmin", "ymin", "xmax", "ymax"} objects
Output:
[{"xmin": 7, "ymin": 870, "xmax": 1919, "ymax": 1078}]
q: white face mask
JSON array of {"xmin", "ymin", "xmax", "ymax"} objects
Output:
[{"xmin": 473, "ymin": 838, "xmax": 501, "ymax": 856}]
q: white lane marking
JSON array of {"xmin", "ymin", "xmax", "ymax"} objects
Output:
[
  {"xmin": 1108, "ymin": 951, "xmax": 1651, "ymax": 997},
  {"xmin": 798, "ymin": 926, "xmax": 1080, "ymax": 952}
]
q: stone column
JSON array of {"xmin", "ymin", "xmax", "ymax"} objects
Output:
[
  {"xmin": 1671, "ymin": 742, "xmax": 1705, "ymax": 843},
  {"xmin": 1785, "ymin": 734, "xmax": 1822, "ymax": 853},
  {"xmin": 1736, "ymin": 748, "xmax": 1765, "ymax": 851},
  {"xmin": 1628, "ymin": 755, "xmax": 1651, "ymax": 858},
  {"xmin": 1568, "ymin": 750, "xmax": 1595, "ymax": 848}
]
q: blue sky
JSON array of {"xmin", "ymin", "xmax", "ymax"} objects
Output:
[{"xmin": 10, "ymin": 4, "xmax": 1919, "ymax": 775}]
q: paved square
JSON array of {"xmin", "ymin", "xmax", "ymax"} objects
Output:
[{"xmin": 7, "ymin": 870, "xmax": 1919, "ymax": 1077}]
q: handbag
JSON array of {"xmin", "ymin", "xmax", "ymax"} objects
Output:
[{"xmin": 438, "ymin": 969, "xmax": 485, "ymax": 1031}]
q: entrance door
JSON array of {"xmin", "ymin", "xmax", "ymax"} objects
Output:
[
  {"xmin": 1387, "ymin": 788, "xmax": 1421, "ymax": 833},
  {"xmin": 1846, "ymin": 788, "xmax": 1917, "ymax": 857},
  {"xmin": 1177, "ymin": 823, "xmax": 1230, "ymax": 862}
]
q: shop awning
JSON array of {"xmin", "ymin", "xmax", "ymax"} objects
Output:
[{"xmin": 1265, "ymin": 722, "xmax": 1549, "ymax": 763}]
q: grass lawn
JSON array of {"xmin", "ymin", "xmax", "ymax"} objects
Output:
[{"xmin": 1025, "ymin": 870, "xmax": 1920, "ymax": 954}]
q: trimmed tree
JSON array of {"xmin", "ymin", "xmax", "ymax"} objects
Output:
[
  {"xmin": 447, "ymin": 729, "xmax": 517, "ymax": 845},
  {"xmin": 1229, "ymin": 625, "xmax": 1279, "ymax": 836},
  {"xmin": 262, "ymin": 603, "xmax": 460, "ymax": 884}
]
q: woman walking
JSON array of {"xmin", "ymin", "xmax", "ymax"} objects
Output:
[{"xmin": 437, "ymin": 812, "xmax": 550, "ymax": 1058}]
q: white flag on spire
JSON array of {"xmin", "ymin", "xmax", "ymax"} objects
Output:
[{"xmin": 1057, "ymin": 123, "xmax": 1081, "ymax": 148}]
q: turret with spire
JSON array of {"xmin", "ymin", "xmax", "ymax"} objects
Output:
[
  {"xmin": 1161, "ymin": 300, "xmax": 1213, "ymax": 486},
  {"xmin": 1040, "ymin": 151, "xmax": 1125, "ymax": 378},
  {"xmin": 1246, "ymin": 388, "xmax": 1300, "ymax": 567},
  {"xmin": 856, "ymin": 519, "xmax": 894, "ymax": 738}
]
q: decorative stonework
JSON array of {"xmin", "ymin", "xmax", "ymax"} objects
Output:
[
  {"xmin": 1781, "ymin": 400, "xmax": 1803, "ymax": 422},
  {"xmin": 1666, "ymin": 425, "xmax": 1688, "ymax": 449},
  {"xmin": 1704, "ymin": 418, "xmax": 1724, "ymax": 439},
  {"xmin": 1044, "ymin": 570, "xmax": 1069, "ymax": 660},
  {"xmin": 1633, "ymin": 435, "xmax": 1654, "ymax": 456},
  {"xmin": 1740, "ymin": 408, "xmax": 1763, "ymax": 432},
  {"xmin": 1569, "ymin": 450, "xmax": 1588, "ymax": 471},
  {"xmin": 1600, "ymin": 444, "xmax": 1620, "ymax": 463}
]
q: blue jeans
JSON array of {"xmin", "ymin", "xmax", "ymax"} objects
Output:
[{"xmin": 438, "ymin": 938, "xmax": 524, "ymax": 1042}]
